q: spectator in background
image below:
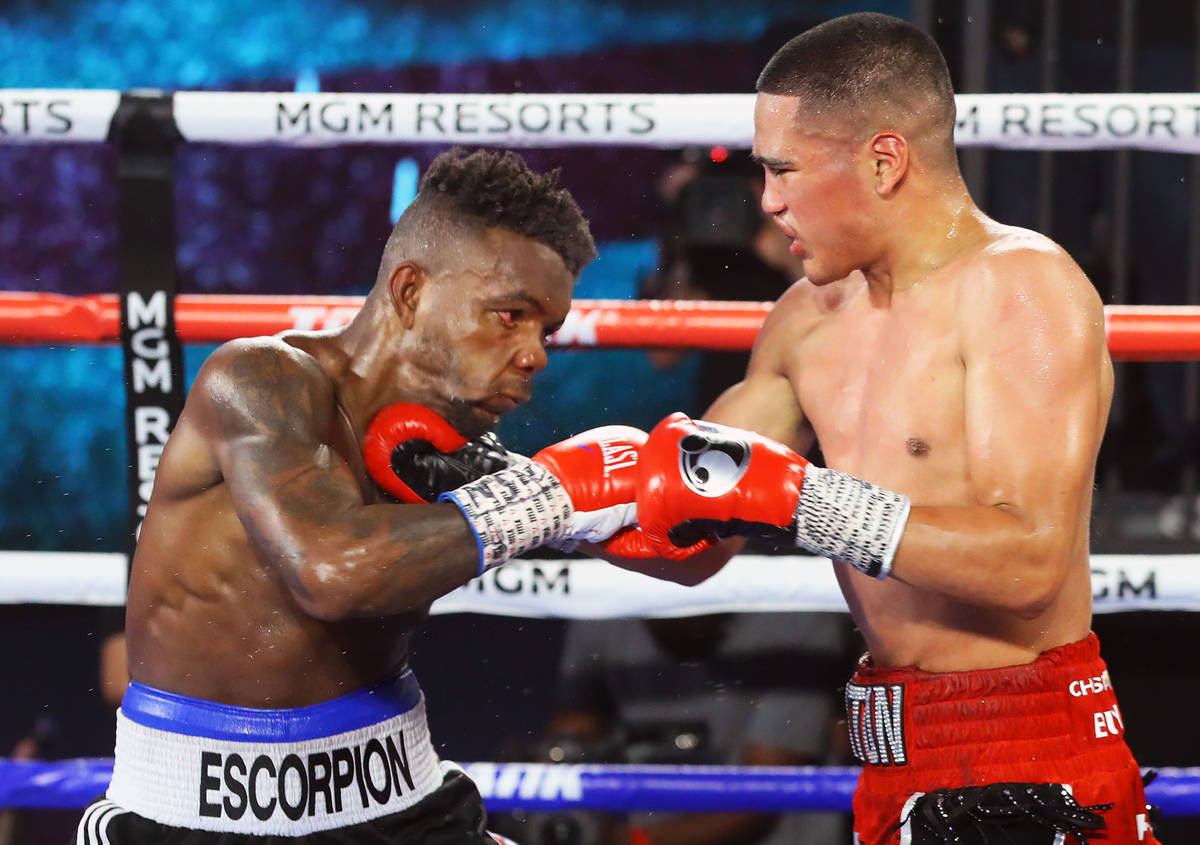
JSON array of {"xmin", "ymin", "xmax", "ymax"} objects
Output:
[
  {"xmin": 0, "ymin": 620, "xmax": 126, "ymax": 845},
  {"xmin": 99, "ymin": 630, "xmax": 128, "ymax": 712},
  {"xmin": 0, "ymin": 715, "xmax": 59, "ymax": 845},
  {"xmin": 640, "ymin": 151, "xmax": 804, "ymax": 415},
  {"xmin": 511, "ymin": 612, "xmax": 851, "ymax": 845}
]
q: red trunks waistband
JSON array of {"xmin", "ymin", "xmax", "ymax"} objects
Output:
[
  {"xmin": 846, "ymin": 634, "xmax": 1158, "ymax": 844},
  {"xmin": 845, "ymin": 633, "xmax": 1128, "ymax": 777}
]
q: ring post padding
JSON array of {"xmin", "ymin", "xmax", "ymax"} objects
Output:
[{"xmin": 109, "ymin": 92, "xmax": 187, "ymax": 555}]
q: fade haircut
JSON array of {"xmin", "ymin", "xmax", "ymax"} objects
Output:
[
  {"xmin": 757, "ymin": 13, "xmax": 956, "ymax": 160},
  {"xmin": 383, "ymin": 147, "xmax": 596, "ymax": 279}
]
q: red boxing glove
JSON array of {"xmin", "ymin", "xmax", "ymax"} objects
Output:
[
  {"xmin": 637, "ymin": 413, "xmax": 806, "ymax": 548},
  {"xmin": 363, "ymin": 403, "xmax": 510, "ymax": 503},
  {"xmin": 637, "ymin": 413, "xmax": 910, "ymax": 579},
  {"xmin": 534, "ymin": 426, "xmax": 701, "ymax": 559},
  {"xmin": 440, "ymin": 424, "xmax": 712, "ymax": 573}
]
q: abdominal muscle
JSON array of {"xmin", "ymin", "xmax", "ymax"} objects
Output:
[
  {"xmin": 835, "ymin": 562, "xmax": 1092, "ymax": 673},
  {"xmin": 126, "ymin": 481, "xmax": 420, "ymax": 708},
  {"xmin": 811, "ymin": 420, "xmax": 1093, "ymax": 674}
]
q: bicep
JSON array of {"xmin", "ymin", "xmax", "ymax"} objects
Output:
[
  {"xmin": 705, "ymin": 373, "xmax": 813, "ymax": 456},
  {"xmin": 702, "ymin": 287, "xmax": 815, "ymax": 454},
  {"xmin": 198, "ymin": 347, "xmax": 364, "ymax": 565},
  {"xmin": 963, "ymin": 265, "xmax": 1110, "ymax": 528}
]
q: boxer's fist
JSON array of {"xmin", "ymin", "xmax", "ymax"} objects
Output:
[
  {"xmin": 440, "ymin": 423, "xmax": 711, "ymax": 574},
  {"xmin": 637, "ymin": 413, "xmax": 808, "ymax": 550},
  {"xmin": 637, "ymin": 412, "xmax": 910, "ymax": 579},
  {"xmin": 532, "ymin": 425, "xmax": 643, "ymax": 547},
  {"xmin": 532, "ymin": 426, "xmax": 709, "ymax": 559},
  {"xmin": 364, "ymin": 403, "xmax": 511, "ymax": 503}
]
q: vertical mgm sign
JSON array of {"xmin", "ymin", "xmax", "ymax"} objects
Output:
[{"xmin": 111, "ymin": 93, "xmax": 186, "ymax": 555}]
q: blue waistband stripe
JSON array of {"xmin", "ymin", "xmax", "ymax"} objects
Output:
[{"xmin": 120, "ymin": 669, "xmax": 422, "ymax": 742}]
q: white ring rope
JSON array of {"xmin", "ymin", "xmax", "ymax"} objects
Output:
[
  {"xmin": 3, "ymin": 91, "xmax": 1200, "ymax": 150},
  {"xmin": 3, "ymin": 552, "xmax": 1188, "ymax": 615}
]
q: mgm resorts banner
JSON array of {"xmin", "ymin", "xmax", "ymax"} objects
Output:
[
  {"xmin": 173, "ymin": 92, "xmax": 1200, "ymax": 151},
  {"xmin": 0, "ymin": 90, "xmax": 121, "ymax": 142},
  {"xmin": 6, "ymin": 90, "xmax": 1200, "ymax": 152},
  {"xmin": 172, "ymin": 92, "xmax": 755, "ymax": 148}
]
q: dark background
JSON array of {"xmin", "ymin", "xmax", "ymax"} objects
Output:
[{"xmin": 0, "ymin": 0, "xmax": 1198, "ymax": 840}]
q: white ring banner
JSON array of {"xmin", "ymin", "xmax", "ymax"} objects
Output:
[
  {"xmin": 954, "ymin": 93, "xmax": 1200, "ymax": 153},
  {"xmin": 0, "ymin": 90, "xmax": 122, "ymax": 143},
  {"xmin": 173, "ymin": 92, "xmax": 1200, "ymax": 151},
  {"xmin": 173, "ymin": 92, "xmax": 755, "ymax": 148},
  {"xmin": 0, "ymin": 552, "xmax": 1187, "ymax": 615},
  {"xmin": 4, "ymin": 91, "xmax": 1200, "ymax": 151}
]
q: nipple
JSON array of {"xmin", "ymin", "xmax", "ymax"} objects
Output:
[{"xmin": 906, "ymin": 437, "xmax": 930, "ymax": 457}]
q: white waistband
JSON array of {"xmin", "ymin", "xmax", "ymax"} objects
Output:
[{"xmin": 107, "ymin": 694, "xmax": 444, "ymax": 835}]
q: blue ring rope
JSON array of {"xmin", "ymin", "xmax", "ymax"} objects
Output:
[{"xmin": 1, "ymin": 759, "xmax": 1197, "ymax": 816}]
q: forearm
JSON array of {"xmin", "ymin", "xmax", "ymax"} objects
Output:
[
  {"xmin": 276, "ymin": 503, "xmax": 480, "ymax": 620},
  {"xmin": 888, "ymin": 504, "xmax": 1068, "ymax": 616}
]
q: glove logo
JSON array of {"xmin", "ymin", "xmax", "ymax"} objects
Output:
[{"xmin": 676, "ymin": 423, "xmax": 750, "ymax": 497}]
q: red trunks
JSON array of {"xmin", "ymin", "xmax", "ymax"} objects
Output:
[{"xmin": 847, "ymin": 633, "xmax": 1159, "ymax": 844}]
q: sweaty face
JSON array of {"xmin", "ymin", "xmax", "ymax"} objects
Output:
[
  {"xmin": 752, "ymin": 93, "xmax": 877, "ymax": 285},
  {"xmin": 407, "ymin": 226, "xmax": 574, "ymax": 437}
]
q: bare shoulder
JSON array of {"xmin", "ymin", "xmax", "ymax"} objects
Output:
[
  {"xmin": 704, "ymin": 276, "xmax": 853, "ymax": 451},
  {"xmin": 763, "ymin": 275, "xmax": 834, "ymax": 328},
  {"xmin": 959, "ymin": 224, "xmax": 1105, "ymax": 349},
  {"xmin": 748, "ymin": 274, "xmax": 853, "ymax": 374},
  {"xmin": 189, "ymin": 336, "xmax": 336, "ymax": 439}
]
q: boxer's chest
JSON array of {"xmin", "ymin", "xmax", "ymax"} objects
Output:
[{"xmin": 789, "ymin": 293, "xmax": 968, "ymax": 495}]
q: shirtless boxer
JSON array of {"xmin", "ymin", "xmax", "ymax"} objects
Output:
[
  {"xmin": 75, "ymin": 148, "xmax": 688, "ymax": 844},
  {"xmin": 635, "ymin": 14, "xmax": 1159, "ymax": 845}
]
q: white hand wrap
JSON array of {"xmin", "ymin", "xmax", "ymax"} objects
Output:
[
  {"xmin": 792, "ymin": 466, "xmax": 911, "ymax": 579},
  {"xmin": 439, "ymin": 460, "xmax": 573, "ymax": 575},
  {"xmin": 567, "ymin": 501, "xmax": 638, "ymax": 543},
  {"xmin": 548, "ymin": 501, "xmax": 639, "ymax": 554}
]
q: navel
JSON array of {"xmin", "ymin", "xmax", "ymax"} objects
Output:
[{"xmin": 906, "ymin": 437, "xmax": 931, "ymax": 457}]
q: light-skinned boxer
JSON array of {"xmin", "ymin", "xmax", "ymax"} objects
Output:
[{"xmin": 633, "ymin": 14, "xmax": 1159, "ymax": 845}]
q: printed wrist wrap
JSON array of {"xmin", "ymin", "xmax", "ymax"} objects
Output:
[
  {"xmin": 439, "ymin": 461, "xmax": 573, "ymax": 575},
  {"xmin": 791, "ymin": 466, "xmax": 911, "ymax": 579}
]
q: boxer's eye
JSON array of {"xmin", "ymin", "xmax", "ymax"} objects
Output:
[{"xmin": 496, "ymin": 310, "xmax": 520, "ymax": 327}]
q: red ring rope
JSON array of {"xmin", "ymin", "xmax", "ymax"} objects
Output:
[{"xmin": 1, "ymin": 293, "xmax": 1198, "ymax": 361}]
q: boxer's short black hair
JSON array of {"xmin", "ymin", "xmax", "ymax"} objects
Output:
[
  {"xmin": 757, "ymin": 13, "xmax": 955, "ymax": 152},
  {"xmin": 417, "ymin": 147, "xmax": 597, "ymax": 276}
]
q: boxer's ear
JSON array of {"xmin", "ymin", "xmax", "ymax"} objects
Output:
[
  {"xmin": 388, "ymin": 263, "xmax": 425, "ymax": 330},
  {"xmin": 869, "ymin": 132, "xmax": 908, "ymax": 197}
]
